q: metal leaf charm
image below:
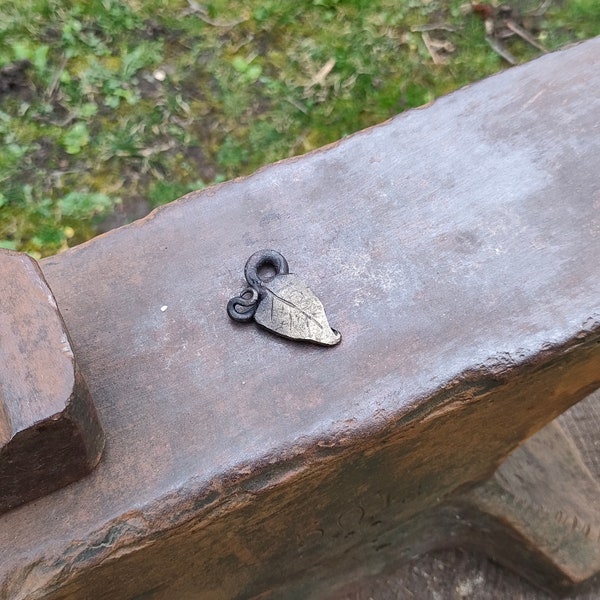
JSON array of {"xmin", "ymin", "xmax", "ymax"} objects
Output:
[
  {"xmin": 227, "ymin": 250, "xmax": 341, "ymax": 346},
  {"xmin": 254, "ymin": 274, "xmax": 341, "ymax": 345}
]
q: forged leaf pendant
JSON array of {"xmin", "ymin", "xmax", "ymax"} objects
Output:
[{"xmin": 227, "ymin": 250, "xmax": 341, "ymax": 346}]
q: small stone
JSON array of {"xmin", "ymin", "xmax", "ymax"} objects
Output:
[{"xmin": 153, "ymin": 68, "xmax": 166, "ymax": 82}]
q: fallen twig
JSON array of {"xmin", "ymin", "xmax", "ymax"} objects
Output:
[
  {"xmin": 529, "ymin": 0, "xmax": 553, "ymax": 18},
  {"xmin": 422, "ymin": 32, "xmax": 443, "ymax": 65},
  {"xmin": 46, "ymin": 54, "xmax": 68, "ymax": 100},
  {"xmin": 421, "ymin": 32, "xmax": 455, "ymax": 65},
  {"xmin": 504, "ymin": 19, "xmax": 548, "ymax": 53},
  {"xmin": 485, "ymin": 35, "xmax": 517, "ymax": 65},
  {"xmin": 284, "ymin": 97, "xmax": 308, "ymax": 114},
  {"xmin": 411, "ymin": 23, "xmax": 457, "ymax": 33},
  {"xmin": 139, "ymin": 141, "xmax": 177, "ymax": 158},
  {"xmin": 309, "ymin": 58, "xmax": 336, "ymax": 87}
]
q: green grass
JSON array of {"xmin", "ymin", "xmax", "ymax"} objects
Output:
[{"xmin": 0, "ymin": 0, "xmax": 599, "ymax": 256}]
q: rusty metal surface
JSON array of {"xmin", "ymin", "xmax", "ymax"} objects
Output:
[
  {"xmin": 0, "ymin": 250, "xmax": 104, "ymax": 513},
  {"xmin": 0, "ymin": 38, "xmax": 599, "ymax": 598}
]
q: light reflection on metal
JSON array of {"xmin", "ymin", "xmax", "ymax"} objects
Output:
[{"xmin": 227, "ymin": 250, "xmax": 341, "ymax": 347}]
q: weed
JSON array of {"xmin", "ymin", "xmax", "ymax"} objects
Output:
[{"xmin": 0, "ymin": 0, "xmax": 599, "ymax": 256}]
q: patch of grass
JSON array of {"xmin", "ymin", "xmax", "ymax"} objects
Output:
[{"xmin": 0, "ymin": 0, "xmax": 599, "ymax": 256}]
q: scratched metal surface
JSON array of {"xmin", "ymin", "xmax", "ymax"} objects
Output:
[{"xmin": 1, "ymin": 37, "xmax": 599, "ymax": 597}]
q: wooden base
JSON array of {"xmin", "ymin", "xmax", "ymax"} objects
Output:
[
  {"xmin": 328, "ymin": 391, "xmax": 600, "ymax": 599},
  {"xmin": 249, "ymin": 402, "xmax": 600, "ymax": 599},
  {"xmin": 456, "ymin": 417, "xmax": 600, "ymax": 595}
]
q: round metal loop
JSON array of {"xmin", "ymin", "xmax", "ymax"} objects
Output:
[
  {"xmin": 244, "ymin": 250, "xmax": 289, "ymax": 288},
  {"xmin": 227, "ymin": 286, "xmax": 259, "ymax": 322}
]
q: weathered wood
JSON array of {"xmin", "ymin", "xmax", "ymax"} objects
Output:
[
  {"xmin": 455, "ymin": 416, "xmax": 600, "ymax": 594},
  {"xmin": 328, "ymin": 391, "xmax": 600, "ymax": 600},
  {"xmin": 1, "ymin": 38, "xmax": 600, "ymax": 599},
  {"xmin": 0, "ymin": 250, "xmax": 104, "ymax": 514}
]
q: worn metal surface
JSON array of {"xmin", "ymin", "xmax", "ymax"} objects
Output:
[
  {"xmin": 0, "ymin": 250, "xmax": 104, "ymax": 514},
  {"xmin": 1, "ymin": 38, "xmax": 600, "ymax": 599},
  {"xmin": 228, "ymin": 250, "xmax": 341, "ymax": 345}
]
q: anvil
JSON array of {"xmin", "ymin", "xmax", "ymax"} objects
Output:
[{"xmin": 1, "ymin": 37, "xmax": 600, "ymax": 600}]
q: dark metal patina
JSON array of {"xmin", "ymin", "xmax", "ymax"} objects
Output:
[{"xmin": 227, "ymin": 250, "xmax": 341, "ymax": 346}]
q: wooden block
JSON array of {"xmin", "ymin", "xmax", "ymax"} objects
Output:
[
  {"xmin": 456, "ymin": 417, "xmax": 600, "ymax": 594},
  {"xmin": 0, "ymin": 250, "xmax": 104, "ymax": 514},
  {"xmin": 326, "ymin": 393, "xmax": 600, "ymax": 598},
  {"xmin": 1, "ymin": 38, "xmax": 600, "ymax": 599}
]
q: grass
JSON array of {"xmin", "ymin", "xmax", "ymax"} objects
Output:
[{"xmin": 0, "ymin": 0, "xmax": 599, "ymax": 257}]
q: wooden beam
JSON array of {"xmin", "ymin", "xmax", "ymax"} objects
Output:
[{"xmin": 2, "ymin": 38, "xmax": 600, "ymax": 599}]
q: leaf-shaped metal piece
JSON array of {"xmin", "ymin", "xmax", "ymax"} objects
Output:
[
  {"xmin": 227, "ymin": 250, "xmax": 341, "ymax": 347},
  {"xmin": 254, "ymin": 274, "xmax": 341, "ymax": 346}
]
